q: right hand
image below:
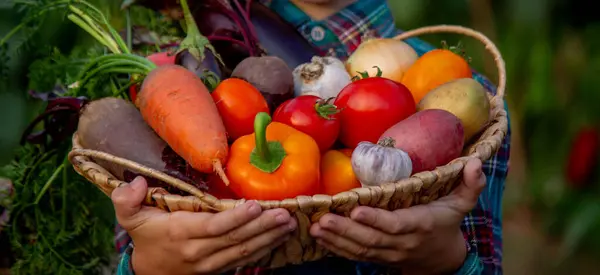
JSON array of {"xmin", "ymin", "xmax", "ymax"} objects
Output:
[{"xmin": 112, "ymin": 176, "xmax": 297, "ymax": 275}]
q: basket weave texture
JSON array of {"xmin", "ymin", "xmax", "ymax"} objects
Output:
[{"xmin": 68, "ymin": 25, "xmax": 508, "ymax": 268}]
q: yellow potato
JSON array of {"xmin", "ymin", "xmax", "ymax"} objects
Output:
[{"xmin": 417, "ymin": 78, "xmax": 491, "ymax": 142}]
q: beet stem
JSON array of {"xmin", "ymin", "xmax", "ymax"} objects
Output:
[
  {"xmin": 208, "ymin": 1, "xmax": 255, "ymax": 55},
  {"xmin": 207, "ymin": 35, "xmax": 248, "ymax": 48},
  {"xmin": 245, "ymin": 0, "xmax": 251, "ymax": 17},
  {"xmin": 232, "ymin": 0, "xmax": 260, "ymax": 55},
  {"xmin": 20, "ymin": 106, "xmax": 82, "ymax": 145}
]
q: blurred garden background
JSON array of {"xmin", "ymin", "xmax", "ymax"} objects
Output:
[{"xmin": 1, "ymin": 0, "xmax": 600, "ymax": 274}]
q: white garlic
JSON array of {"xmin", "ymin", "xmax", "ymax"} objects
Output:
[
  {"xmin": 292, "ymin": 56, "xmax": 351, "ymax": 98},
  {"xmin": 351, "ymin": 138, "xmax": 413, "ymax": 187}
]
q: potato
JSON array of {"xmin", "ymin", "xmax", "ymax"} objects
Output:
[
  {"xmin": 417, "ymin": 78, "xmax": 490, "ymax": 142},
  {"xmin": 379, "ymin": 109, "xmax": 464, "ymax": 173},
  {"xmin": 77, "ymin": 97, "xmax": 168, "ymax": 182}
]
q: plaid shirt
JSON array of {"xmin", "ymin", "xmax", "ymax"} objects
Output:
[{"xmin": 117, "ymin": 1, "xmax": 510, "ymax": 274}]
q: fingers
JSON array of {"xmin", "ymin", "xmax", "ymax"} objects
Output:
[
  {"xmin": 312, "ymin": 214, "xmax": 396, "ymax": 248},
  {"xmin": 225, "ymin": 234, "xmax": 290, "ymax": 271},
  {"xmin": 208, "ymin": 209, "xmax": 293, "ymax": 252},
  {"xmin": 196, "ymin": 218, "xmax": 297, "ymax": 273},
  {"xmin": 111, "ymin": 176, "xmax": 148, "ymax": 229},
  {"xmin": 316, "ymin": 239, "xmax": 360, "ymax": 262},
  {"xmin": 351, "ymin": 206, "xmax": 425, "ymax": 235},
  {"xmin": 203, "ymin": 201, "xmax": 263, "ymax": 237},
  {"xmin": 449, "ymin": 158, "xmax": 486, "ymax": 212},
  {"xmin": 311, "ymin": 223, "xmax": 378, "ymax": 260},
  {"xmin": 315, "ymin": 236, "xmax": 402, "ymax": 264}
]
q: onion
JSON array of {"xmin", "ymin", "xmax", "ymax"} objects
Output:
[
  {"xmin": 351, "ymin": 137, "xmax": 412, "ymax": 187},
  {"xmin": 345, "ymin": 31, "xmax": 418, "ymax": 83}
]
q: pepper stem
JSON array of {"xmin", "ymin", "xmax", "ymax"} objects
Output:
[
  {"xmin": 250, "ymin": 112, "xmax": 287, "ymax": 173},
  {"xmin": 254, "ymin": 112, "xmax": 272, "ymax": 161},
  {"xmin": 377, "ymin": 137, "xmax": 396, "ymax": 148}
]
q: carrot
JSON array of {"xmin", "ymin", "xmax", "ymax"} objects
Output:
[
  {"xmin": 136, "ymin": 64, "xmax": 229, "ymax": 178},
  {"xmin": 67, "ymin": 0, "xmax": 230, "ymax": 183}
]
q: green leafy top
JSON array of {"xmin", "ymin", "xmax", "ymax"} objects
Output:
[
  {"xmin": 351, "ymin": 66, "xmax": 384, "ymax": 81},
  {"xmin": 441, "ymin": 40, "xmax": 472, "ymax": 63}
]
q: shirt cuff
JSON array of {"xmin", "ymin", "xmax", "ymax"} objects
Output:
[
  {"xmin": 117, "ymin": 243, "xmax": 136, "ymax": 275},
  {"xmin": 453, "ymin": 251, "xmax": 483, "ymax": 275}
]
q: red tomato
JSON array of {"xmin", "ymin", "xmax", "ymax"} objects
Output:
[
  {"xmin": 211, "ymin": 78, "xmax": 270, "ymax": 141},
  {"xmin": 334, "ymin": 77, "xmax": 416, "ymax": 148},
  {"xmin": 129, "ymin": 52, "xmax": 177, "ymax": 102},
  {"xmin": 273, "ymin": 95, "xmax": 341, "ymax": 152},
  {"xmin": 566, "ymin": 127, "xmax": 600, "ymax": 188},
  {"xmin": 147, "ymin": 51, "xmax": 177, "ymax": 66}
]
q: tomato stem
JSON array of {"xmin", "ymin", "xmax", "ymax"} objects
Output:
[
  {"xmin": 250, "ymin": 112, "xmax": 286, "ymax": 173},
  {"xmin": 441, "ymin": 40, "xmax": 472, "ymax": 63},
  {"xmin": 351, "ymin": 66, "xmax": 383, "ymax": 81},
  {"xmin": 201, "ymin": 70, "xmax": 221, "ymax": 92},
  {"xmin": 314, "ymin": 97, "xmax": 340, "ymax": 120}
]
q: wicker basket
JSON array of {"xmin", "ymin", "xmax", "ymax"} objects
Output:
[{"xmin": 68, "ymin": 25, "xmax": 508, "ymax": 268}]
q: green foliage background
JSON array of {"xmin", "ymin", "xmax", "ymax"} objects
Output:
[{"xmin": 1, "ymin": 0, "xmax": 600, "ymax": 274}]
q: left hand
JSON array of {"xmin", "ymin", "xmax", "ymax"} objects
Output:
[{"xmin": 310, "ymin": 158, "xmax": 486, "ymax": 274}]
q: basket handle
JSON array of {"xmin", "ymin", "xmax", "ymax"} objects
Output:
[
  {"xmin": 68, "ymin": 134, "xmax": 221, "ymax": 209},
  {"xmin": 393, "ymin": 25, "xmax": 506, "ymax": 99}
]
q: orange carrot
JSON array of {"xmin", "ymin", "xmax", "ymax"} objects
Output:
[
  {"xmin": 68, "ymin": 0, "xmax": 230, "ymax": 182},
  {"xmin": 136, "ymin": 65, "xmax": 229, "ymax": 180}
]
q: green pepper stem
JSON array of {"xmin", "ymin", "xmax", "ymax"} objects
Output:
[
  {"xmin": 250, "ymin": 112, "xmax": 286, "ymax": 173},
  {"xmin": 254, "ymin": 112, "xmax": 272, "ymax": 162}
]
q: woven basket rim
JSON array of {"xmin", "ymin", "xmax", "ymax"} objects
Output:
[{"xmin": 68, "ymin": 24, "xmax": 509, "ymax": 212}]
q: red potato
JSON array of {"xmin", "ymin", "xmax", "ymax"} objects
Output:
[{"xmin": 378, "ymin": 109, "xmax": 465, "ymax": 173}]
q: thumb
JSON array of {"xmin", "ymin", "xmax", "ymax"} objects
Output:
[
  {"xmin": 111, "ymin": 176, "xmax": 148, "ymax": 228},
  {"xmin": 449, "ymin": 158, "xmax": 486, "ymax": 212}
]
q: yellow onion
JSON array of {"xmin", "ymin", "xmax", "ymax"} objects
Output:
[{"xmin": 345, "ymin": 33, "xmax": 418, "ymax": 83}]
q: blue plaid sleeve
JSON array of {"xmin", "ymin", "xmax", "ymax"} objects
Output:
[
  {"xmin": 117, "ymin": 243, "xmax": 135, "ymax": 275},
  {"xmin": 455, "ymin": 252, "xmax": 484, "ymax": 275}
]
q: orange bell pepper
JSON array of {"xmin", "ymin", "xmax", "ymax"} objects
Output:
[
  {"xmin": 321, "ymin": 149, "xmax": 361, "ymax": 195},
  {"xmin": 226, "ymin": 112, "xmax": 321, "ymax": 200}
]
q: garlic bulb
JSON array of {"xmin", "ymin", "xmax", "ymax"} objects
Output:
[
  {"xmin": 351, "ymin": 137, "xmax": 413, "ymax": 187},
  {"xmin": 292, "ymin": 56, "xmax": 351, "ymax": 98}
]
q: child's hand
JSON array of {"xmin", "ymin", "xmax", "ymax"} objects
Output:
[
  {"xmin": 310, "ymin": 158, "xmax": 486, "ymax": 274},
  {"xmin": 112, "ymin": 177, "xmax": 297, "ymax": 275}
]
